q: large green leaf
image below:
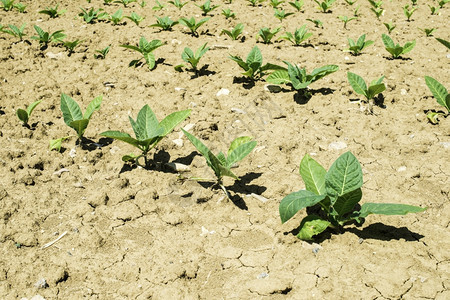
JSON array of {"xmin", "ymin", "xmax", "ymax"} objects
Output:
[
  {"xmin": 159, "ymin": 109, "xmax": 191, "ymax": 136},
  {"xmin": 246, "ymin": 46, "xmax": 262, "ymax": 70},
  {"xmin": 401, "ymin": 40, "xmax": 415, "ymax": 55},
  {"xmin": 136, "ymin": 105, "xmax": 160, "ymax": 139},
  {"xmin": 333, "ymin": 188, "xmax": 362, "ymax": 219},
  {"xmin": 325, "ymin": 151, "xmax": 363, "ymax": 204},
  {"xmin": 129, "ymin": 116, "xmax": 144, "ymax": 140},
  {"xmin": 358, "ymin": 203, "xmax": 426, "ymax": 218},
  {"xmin": 120, "ymin": 44, "xmax": 142, "ymax": 53},
  {"xmin": 226, "ymin": 141, "xmax": 257, "ymax": 168},
  {"xmin": 299, "ymin": 154, "xmax": 326, "ymax": 195},
  {"xmin": 229, "ymin": 55, "xmax": 249, "ymax": 71},
  {"xmin": 70, "ymin": 119, "xmax": 89, "ymax": 138},
  {"xmin": 83, "ymin": 95, "xmax": 103, "ymax": 120},
  {"xmin": 100, "ymin": 131, "xmax": 141, "ymax": 148},
  {"xmin": 381, "ymin": 34, "xmax": 395, "ymax": 48},
  {"xmin": 297, "ymin": 215, "xmax": 331, "ymax": 240},
  {"xmin": 60, "ymin": 93, "xmax": 83, "ymax": 126},
  {"xmin": 347, "ymin": 72, "xmax": 367, "ymax": 98},
  {"xmin": 181, "ymin": 129, "xmax": 214, "ymax": 167},
  {"xmin": 367, "ymin": 83, "xmax": 386, "ymax": 100},
  {"xmin": 386, "ymin": 46, "xmax": 403, "ymax": 58},
  {"xmin": 279, "ymin": 190, "xmax": 326, "ymax": 223},
  {"xmin": 310, "ymin": 65, "xmax": 338, "ymax": 83},
  {"xmin": 425, "ymin": 76, "xmax": 449, "ymax": 111},
  {"xmin": 266, "ymin": 69, "xmax": 290, "ymax": 85}
]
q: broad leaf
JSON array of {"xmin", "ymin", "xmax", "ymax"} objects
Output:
[
  {"xmin": 333, "ymin": 187, "xmax": 362, "ymax": 219},
  {"xmin": 136, "ymin": 105, "xmax": 160, "ymax": 139},
  {"xmin": 266, "ymin": 69, "xmax": 290, "ymax": 84},
  {"xmin": 83, "ymin": 95, "xmax": 103, "ymax": 120},
  {"xmin": 60, "ymin": 93, "xmax": 83, "ymax": 126},
  {"xmin": 402, "ymin": 40, "xmax": 415, "ymax": 55},
  {"xmin": 246, "ymin": 46, "xmax": 263, "ymax": 70},
  {"xmin": 310, "ymin": 65, "xmax": 338, "ymax": 83},
  {"xmin": 386, "ymin": 46, "xmax": 403, "ymax": 58},
  {"xmin": 325, "ymin": 151, "xmax": 363, "ymax": 203},
  {"xmin": 159, "ymin": 109, "xmax": 191, "ymax": 136},
  {"xmin": 300, "ymin": 154, "xmax": 326, "ymax": 195},
  {"xmin": 279, "ymin": 190, "xmax": 326, "ymax": 223},
  {"xmin": 367, "ymin": 83, "xmax": 386, "ymax": 99},
  {"xmin": 100, "ymin": 131, "xmax": 141, "ymax": 148},
  {"xmin": 218, "ymin": 163, "xmax": 238, "ymax": 180},
  {"xmin": 358, "ymin": 203, "xmax": 426, "ymax": 218},
  {"xmin": 129, "ymin": 116, "xmax": 144, "ymax": 140},
  {"xmin": 381, "ymin": 34, "xmax": 395, "ymax": 48},
  {"xmin": 425, "ymin": 76, "xmax": 449, "ymax": 111},
  {"xmin": 70, "ymin": 119, "xmax": 89, "ymax": 137},
  {"xmin": 120, "ymin": 44, "xmax": 142, "ymax": 53},
  {"xmin": 181, "ymin": 129, "xmax": 214, "ymax": 166},
  {"xmin": 228, "ymin": 136, "xmax": 254, "ymax": 156},
  {"xmin": 16, "ymin": 109, "xmax": 29, "ymax": 124},
  {"xmin": 49, "ymin": 136, "xmax": 70, "ymax": 152},
  {"xmin": 347, "ymin": 72, "xmax": 367, "ymax": 97},
  {"xmin": 226, "ymin": 140, "xmax": 257, "ymax": 168},
  {"xmin": 297, "ymin": 215, "xmax": 331, "ymax": 240}
]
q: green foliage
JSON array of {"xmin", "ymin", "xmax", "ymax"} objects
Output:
[
  {"xmin": 168, "ymin": 0, "xmax": 188, "ymax": 10},
  {"xmin": 345, "ymin": 34, "xmax": 374, "ymax": 55},
  {"xmin": 403, "ymin": 5, "xmax": 416, "ymax": 21},
  {"xmin": 220, "ymin": 23, "xmax": 244, "ymax": 40},
  {"xmin": 196, "ymin": 0, "xmax": 219, "ymax": 16},
  {"xmin": 267, "ymin": 62, "xmax": 338, "ymax": 94},
  {"xmin": 94, "ymin": 45, "xmax": 110, "ymax": 59},
  {"xmin": 39, "ymin": 5, "xmax": 66, "ymax": 18},
  {"xmin": 424, "ymin": 76, "xmax": 449, "ymax": 124},
  {"xmin": 420, "ymin": 28, "xmax": 436, "ymax": 37},
  {"xmin": 247, "ymin": 0, "xmax": 266, "ymax": 6},
  {"xmin": 59, "ymin": 93, "xmax": 103, "ymax": 139},
  {"xmin": 269, "ymin": 0, "xmax": 285, "ymax": 8},
  {"xmin": 101, "ymin": 105, "xmax": 191, "ymax": 166},
  {"xmin": 306, "ymin": 18, "xmax": 323, "ymax": 28},
  {"xmin": 175, "ymin": 43, "xmax": 210, "ymax": 73},
  {"xmin": 109, "ymin": 9, "xmax": 124, "ymax": 25},
  {"xmin": 383, "ymin": 22, "xmax": 396, "ymax": 34},
  {"xmin": 289, "ymin": 0, "xmax": 304, "ymax": 11},
  {"xmin": 152, "ymin": 0, "xmax": 165, "ymax": 10},
  {"xmin": 64, "ymin": 39, "xmax": 83, "ymax": 55},
  {"xmin": 30, "ymin": 25, "xmax": 66, "ymax": 47},
  {"xmin": 371, "ymin": 7, "xmax": 384, "ymax": 19},
  {"xmin": 428, "ymin": 5, "xmax": 439, "ymax": 15},
  {"xmin": 0, "ymin": 0, "xmax": 15, "ymax": 11},
  {"xmin": 79, "ymin": 7, "xmax": 109, "ymax": 24},
  {"xmin": 181, "ymin": 129, "xmax": 257, "ymax": 194},
  {"xmin": 274, "ymin": 9, "xmax": 294, "ymax": 22},
  {"xmin": 120, "ymin": 37, "xmax": 165, "ymax": 70},
  {"xmin": 279, "ymin": 152, "xmax": 426, "ymax": 240},
  {"xmin": 257, "ymin": 27, "xmax": 281, "ymax": 44},
  {"xmin": 13, "ymin": 2, "xmax": 25, "ymax": 12},
  {"xmin": 1, "ymin": 23, "xmax": 26, "ymax": 41},
  {"xmin": 221, "ymin": 8, "xmax": 235, "ymax": 19},
  {"xmin": 381, "ymin": 34, "xmax": 415, "ymax": 59},
  {"xmin": 368, "ymin": 0, "xmax": 382, "ymax": 8},
  {"xmin": 125, "ymin": 12, "xmax": 145, "ymax": 26},
  {"xmin": 338, "ymin": 15, "xmax": 357, "ymax": 29},
  {"xmin": 16, "ymin": 100, "xmax": 42, "ymax": 126},
  {"xmin": 229, "ymin": 45, "xmax": 283, "ymax": 80},
  {"xmin": 347, "ymin": 72, "xmax": 385, "ymax": 103},
  {"xmin": 178, "ymin": 17, "xmax": 210, "ymax": 36},
  {"xmin": 314, "ymin": 0, "xmax": 335, "ymax": 12},
  {"xmin": 435, "ymin": 37, "xmax": 450, "ymax": 49},
  {"xmin": 410, "ymin": 0, "xmax": 417, "ymax": 5},
  {"xmin": 103, "ymin": 0, "xmax": 114, "ymax": 4},
  {"xmin": 278, "ymin": 25, "xmax": 312, "ymax": 46},
  {"xmin": 344, "ymin": 0, "xmax": 357, "ymax": 5},
  {"xmin": 113, "ymin": 0, "xmax": 137, "ymax": 7},
  {"xmin": 438, "ymin": 0, "xmax": 449, "ymax": 8},
  {"xmin": 150, "ymin": 16, "xmax": 178, "ymax": 31}
]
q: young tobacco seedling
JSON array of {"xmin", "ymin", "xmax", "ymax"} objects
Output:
[
  {"xmin": 266, "ymin": 62, "xmax": 338, "ymax": 97},
  {"xmin": 344, "ymin": 0, "xmax": 357, "ymax": 5},
  {"xmin": 345, "ymin": 34, "xmax": 374, "ymax": 55},
  {"xmin": 383, "ymin": 22, "xmax": 396, "ymax": 34},
  {"xmin": 420, "ymin": 28, "xmax": 436, "ymax": 37},
  {"xmin": 168, "ymin": 0, "xmax": 188, "ymax": 10},
  {"xmin": 94, "ymin": 45, "xmax": 110, "ymax": 59},
  {"xmin": 435, "ymin": 37, "xmax": 450, "ymax": 49},
  {"xmin": 279, "ymin": 152, "xmax": 426, "ymax": 241},
  {"xmin": 278, "ymin": 25, "xmax": 312, "ymax": 46},
  {"xmin": 306, "ymin": 18, "xmax": 323, "ymax": 28},
  {"xmin": 39, "ymin": 4, "xmax": 66, "ymax": 18},
  {"xmin": 120, "ymin": 37, "xmax": 165, "ymax": 70},
  {"xmin": 152, "ymin": 0, "xmax": 165, "ymax": 10},
  {"xmin": 14, "ymin": 2, "xmax": 25, "ymax": 12},
  {"xmin": 125, "ymin": 12, "xmax": 145, "ymax": 26},
  {"xmin": 257, "ymin": 27, "xmax": 281, "ymax": 44},
  {"xmin": 247, "ymin": 0, "xmax": 266, "ymax": 6},
  {"xmin": 424, "ymin": 76, "xmax": 449, "ymax": 124},
  {"xmin": 79, "ymin": 8, "xmax": 109, "ymax": 24},
  {"xmin": 347, "ymin": 71, "xmax": 385, "ymax": 113},
  {"xmin": 289, "ymin": 0, "xmax": 304, "ymax": 11},
  {"xmin": 101, "ymin": 105, "xmax": 191, "ymax": 166},
  {"xmin": 179, "ymin": 17, "xmax": 210, "ymax": 37},
  {"xmin": 410, "ymin": 0, "xmax": 417, "ymax": 5},
  {"xmin": 403, "ymin": 5, "xmax": 416, "ymax": 21},
  {"xmin": 150, "ymin": 16, "xmax": 178, "ymax": 31},
  {"xmin": 16, "ymin": 100, "xmax": 42, "ymax": 127},
  {"xmin": 229, "ymin": 45, "xmax": 283, "ymax": 80},
  {"xmin": 221, "ymin": 8, "xmax": 236, "ymax": 19},
  {"xmin": 428, "ymin": 5, "xmax": 439, "ymax": 15},
  {"xmin": 196, "ymin": 0, "xmax": 219, "ymax": 16},
  {"xmin": 274, "ymin": 9, "xmax": 294, "ymax": 22},
  {"xmin": 0, "ymin": 0, "xmax": 15, "ymax": 11},
  {"xmin": 1, "ymin": 23, "xmax": 26, "ymax": 41},
  {"xmin": 270, "ymin": 0, "xmax": 285, "ymax": 8},
  {"xmin": 338, "ymin": 15, "xmax": 357, "ymax": 29},
  {"xmin": 114, "ymin": 0, "xmax": 137, "ymax": 7},
  {"xmin": 314, "ymin": 0, "xmax": 336, "ymax": 13},
  {"xmin": 438, "ymin": 0, "xmax": 450, "ymax": 7},
  {"xmin": 381, "ymin": 34, "xmax": 415, "ymax": 59},
  {"xmin": 371, "ymin": 7, "xmax": 384, "ymax": 19},
  {"xmin": 175, "ymin": 43, "xmax": 209, "ymax": 74},
  {"xmin": 110, "ymin": 9, "xmax": 124, "ymax": 25},
  {"xmin": 221, "ymin": 23, "xmax": 244, "ymax": 41},
  {"xmin": 64, "ymin": 39, "xmax": 84, "ymax": 55},
  {"xmin": 30, "ymin": 25, "xmax": 66, "ymax": 48},
  {"xmin": 181, "ymin": 129, "xmax": 257, "ymax": 198},
  {"xmin": 368, "ymin": 0, "xmax": 382, "ymax": 8}
]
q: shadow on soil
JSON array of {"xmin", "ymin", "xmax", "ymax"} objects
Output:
[{"xmin": 348, "ymin": 223, "xmax": 425, "ymax": 242}]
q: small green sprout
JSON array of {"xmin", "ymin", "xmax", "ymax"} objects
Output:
[
  {"xmin": 64, "ymin": 39, "xmax": 84, "ymax": 55},
  {"xmin": 168, "ymin": 0, "xmax": 188, "ymax": 10},
  {"xmin": 257, "ymin": 27, "xmax": 281, "ymax": 44},
  {"xmin": 381, "ymin": 34, "xmax": 415, "ymax": 59},
  {"xmin": 149, "ymin": 16, "xmax": 178, "ymax": 31},
  {"xmin": 178, "ymin": 17, "xmax": 210, "ymax": 36},
  {"xmin": 368, "ymin": 0, "xmax": 382, "ymax": 8},
  {"xmin": 383, "ymin": 22, "xmax": 396, "ymax": 34},
  {"xmin": 347, "ymin": 72, "xmax": 385, "ymax": 113},
  {"xmin": 94, "ymin": 45, "xmax": 111, "ymax": 59},
  {"xmin": 221, "ymin": 8, "xmax": 235, "ymax": 19},
  {"xmin": 420, "ymin": 28, "xmax": 436, "ymax": 37},
  {"xmin": 110, "ymin": 9, "xmax": 124, "ymax": 25},
  {"xmin": 306, "ymin": 18, "xmax": 323, "ymax": 28},
  {"xmin": 30, "ymin": 25, "xmax": 66, "ymax": 49},
  {"xmin": 438, "ymin": 0, "xmax": 449, "ymax": 7},
  {"xmin": 428, "ymin": 5, "xmax": 440, "ymax": 15},
  {"xmin": 274, "ymin": 9, "xmax": 294, "ymax": 22},
  {"xmin": 139, "ymin": 0, "xmax": 147, "ymax": 7},
  {"xmin": 338, "ymin": 15, "xmax": 357, "ymax": 29},
  {"xmin": 269, "ymin": 0, "xmax": 285, "ymax": 8},
  {"xmin": 125, "ymin": 12, "xmax": 145, "ymax": 26},
  {"xmin": 345, "ymin": 34, "xmax": 374, "ymax": 55},
  {"xmin": 101, "ymin": 105, "xmax": 191, "ymax": 167},
  {"xmin": 410, "ymin": 0, "xmax": 417, "ymax": 5},
  {"xmin": 175, "ymin": 43, "xmax": 210, "ymax": 74},
  {"xmin": 0, "ymin": 0, "xmax": 15, "ymax": 11},
  {"xmin": 79, "ymin": 8, "xmax": 109, "ymax": 24},
  {"xmin": 16, "ymin": 100, "xmax": 42, "ymax": 127},
  {"xmin": 220, "ymin": 23, "xmax": 244, "ymax": 41},
  {"xmin": 247, "ymin": 0, "xmax": 266, "ymax": 6},
  {"xmin": 13, "ymin": 2, "xmax": 25, "ymax": 12},
  {"xmin": 314, "ymin": 0, "xmax": 335, "ymax": 13},
  {"xmin": 39, "ymin": 4, "xmax": 66, "ymax": 18},
  {"xmin": 1, "ymin": 23, "xmax": 26, "ymax": 41},
  {"xmin": 371, "ymin": 7, "xmax": 384, "ymax": 19},
  {"xmin": 195, "ymin": 0, "xmax": 219, "ymax": 16},
  {"xmin": 289, "ymin": 0, "xmax": 304, "ymax": 11},
  {"xmin": 121, "ymin": 37, "xmax": 165, "ymax": 70},
  {"xmin": 182, "ymin": 129, "xmax": 257, "ymax": 198},
  {"xmin": 424, "ymin": 76, "xmax": 449, "ymax": 124},
  {"xmin": 403, "ymin": 5, "xmax": 416, "ymax": 21},
  {"xmin": 152, "ymin": 0, "xmax": 165, "ymax": 10},
  {"xmin": 280, "ymin": 152, "xmax": 426, "ymax": 241},
  {"xmin": 278, "ymin": 25, "xmax": 312, "ymax": 46},
  {"xmin": 344, "ymin": 0, "xmax": 357, "ymax": 5},
  {"xmin": 435, "ymin": 37, "xmax": 450, "ymax": 49},
  {"xmin": 113, "ymin": 0, "xmax": 137, "ymax": 7}
]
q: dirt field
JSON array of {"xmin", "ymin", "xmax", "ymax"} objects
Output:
[{"xmin": 0, "ymin": 0, "xmax": 449, "ymax": 299}]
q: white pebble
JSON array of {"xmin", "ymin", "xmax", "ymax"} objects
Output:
[{"xmin": 216, "ymin": 88, "xmax": 230, "ymax": 96}]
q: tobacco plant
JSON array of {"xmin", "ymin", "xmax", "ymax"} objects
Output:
[
  {"xmin": 221, "ymin": 8, "xmax": 235, "ymax": 19},
  {"xmin": 383, "ymin": 22, "xmax": 396, "ymax": 34},
  {"xmin": 16, "ymin": 100, "xmax": 42, "ymax": 127},
  {"xmin": 368, "ymin": 0, "xmax": 382, "ymax": 8},
  {"xmin": 168, "ymin": 0, "xmax": 188, "ymax": 10},
  {"xmin": 436, "ymin": 37, "xmax": 450, "ymax": 49},
  {"xmin": 381, "ymin": 34, "xmax": 415, "ymax": 59},
  {"xmin": 279, "ymin": 152, "xmax": 426, "ymax": 240},
  {"xmin": 247, "ymin": 0, "xmax": 266, "ymax": 6},
  {"xmin": 14, "ymin": 2, "xmax": 25, "ymax": 12},
  {"xmin": 269, "ymin": 0, "xmax": 284, "ymax": 8},
  {"xmin": 109, "ymin": 9, "xmax": 124, "ymax": 25},
  {"xmin": 424, "ymin": 76, "xmax": 449, "ymax": 124},
  {"xmin": 39, "ymin": 4, "xmax": 66, "ymax": 18},
  {"xmin": 347, "ymin": 72, "xmax": 385, "ymax": 113},
  {"xmin": 94, "ymin": 45, "xmax": 110, "ymax": 59},
  {"xmin": 257, "ymin": 27, "xmax": 281, "ymax": 44},
  {"xmin": 1, "ymin": 0, "xmax": 15, "ymax": 11},
  {"xmin": 371, "ymin": 7, "xmax": 384, "ymax": 19},
  {"xmin": 101, "ymin": 105, "xmax": 191, "ymax": 166},
  {"xmin": 181, "ymin": 129, "xmax": 257, "ymax": 198},
  {"xmin": 221, "ymin": 23, "xmax": 244, "ymax": 41},
  {"xmin": 152, "ymin": 0, "xmax": 165, "ymax": 10},
  {"xmin": 120, "ymin": 37, "xmax": 165, "ymax": 70},
  {"xmin": 114, "ymin": 0, "xmax": 137, "ymax": 7},
  {"xmin": 420, "ymin": 28, "xmax": 436, "ymax": 37},
  {"xmin": 314, "ymin": 0, "xmax": 335, "ymax": 13},
  {"xmin": 196, "ymin": 0, "xmax": 219, "ymax": 16},
  {"xmin": 345, "ymin": 34, "xmax": 373, "ymax": 55},
  {"xmin": 179, "ymin": 17, "xmax": 210, "ymax": 36},
  {"xmin": 338, "ymin": 15, "xmax": 357, "ymax": 29},
  {"xmin": 30, "ymin": 25, "xmax": 66, "ymax": 48},
  {"xmin": 289, "ymin": 0, "xmax": 304, "ymax": 11},
  {"xmin": 306, "ymin": 18, "xmax": 323, "ymax": 28},
  {"xmin": 175, "ymin": 43, "xmax": 210, "ymax": 74},
  {"xmin": 278, "ymin": 25, "xmax": 312, "ymax": 46},
  {"xmin": 274, "ymin": 9, "xmax": 294, "ymax": 22},
  {"xmin": 1, "ymin": 23, "xmax": 26, "ymax": 41},
  {"xmin": 79, "ymin": 8, "xmax": 108, "ymax": 23},
  {"xmin": 229, "ymin": 45, "xmax": 283, "ymax": 80},
  {"xmin": 150, "ymin": 16, "xmax": 178, "ymax": 31},
  {"xmin": 266, "ymin": 61, "xmax": 338, "ymax": 97},
  {"xmin": 344, "ymin": 0, "xmax": 357, "ymax": 4},
  {"xmin": 438, "ymin": 0, "xmax": 449, "ymax": 7},
  {"xmin": 125, "ymin": 12, "xmax": 145, "ymax": 26},
  {"xmin": 64, "ymin": 39, "xmax": 84, "ymax": 55},
  {"xmin": 403, "ymin": 5, "xmax": 416, "ymax": 21},
  {"xmin": 428, "ymin": 5, "xmax": 439, "ymax": 15}
]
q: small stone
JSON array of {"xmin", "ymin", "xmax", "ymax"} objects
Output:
[
  {"xmin": 45, "ymin": 52, "xmax": 63, "ymax": 59},
  {"xmin": 344, "ymin": 56, "xmax": 350, "ymax": 60},
  {"xmin": 328, "ymin": 141, "xmax": 347, "ymax": 150},
  {"xmin": 400, "ymin": 89, "xmax": 407, "ymax": 95},
  {"xmin": 53, "ymin": 168, "xmax": 69, "ymax": 177},
  {"xmin": 251, "ymin": 193, "xmax": 269, "ymax": 203},
  {"xmin": 200, "ymin": 226, "xmax": 215, "ymax": 236},
  {"xmin": 172, "ymin": 138, "xmax": 183, "ymax": 147},
  {"xmin": 264, "ymin": 84, "xmax": 282, "ymax": 93},
  {"xmin": 397, "ymin": 166, "xmax": 407, "ymax": 172},
  {"xmin": 174, "ymin": 87, "xmax": 185, "ymax": 91},
  {"xmin": 231, "ymin": 107, "xmax": 246, "ymax": 114},
  {"xmin": 216, "ymin": 88, "xmax": 230, "ymax": 96},
  {"xmin": 257, "ymin": 272, "xmax": 269, "ymax": 279},
  {"xmin": 165, "ymin": 162, "xmax": 190, "ymax": 172},
  {"xmin": 34, "ymin": 278, "xmax": 48, "ymax": 289},
  {"xmin": 440, "ymin": 142, "xmax": 450, "ymax": 149},
  {"xmin": 69, "ymin": 148, "xmax": 76, "ymax": 158},
  {"xmin": 109, "ymin": 146, "xmax": 120, "ymax": 154},
  {"xmin": 171, "ymin": 39, "xmax": 181, "ymax": 45}
]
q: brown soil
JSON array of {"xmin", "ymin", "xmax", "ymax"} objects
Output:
[{"xmin": 0, "ymin": 0, "xmax": 449, "ymax": 299}]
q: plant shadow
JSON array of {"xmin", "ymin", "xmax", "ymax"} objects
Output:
[
  {"xmin": 347, "ymin": 223, "xmax": 425, "ymax": 242},
  {"xmin": 190, "ymin": 64, "xmax": 216, "ymax": 78},
  {"xmin": 227, "ymin": 172, "xmax": 266, "ymax": 195},
  {"xmin": 118, "ymin": 148, "xmax": 172, "ymax": 174},
  {"xmin": 293, "ymin": 88, "xmax": 335, "ymax": 105},
  {"xmin": 233, "ymin": 76, "xmax": 255, "ymax": 89},
  {"xmin": 80, "ymin": 137, "xmax": 114, "ymax": 151}
]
